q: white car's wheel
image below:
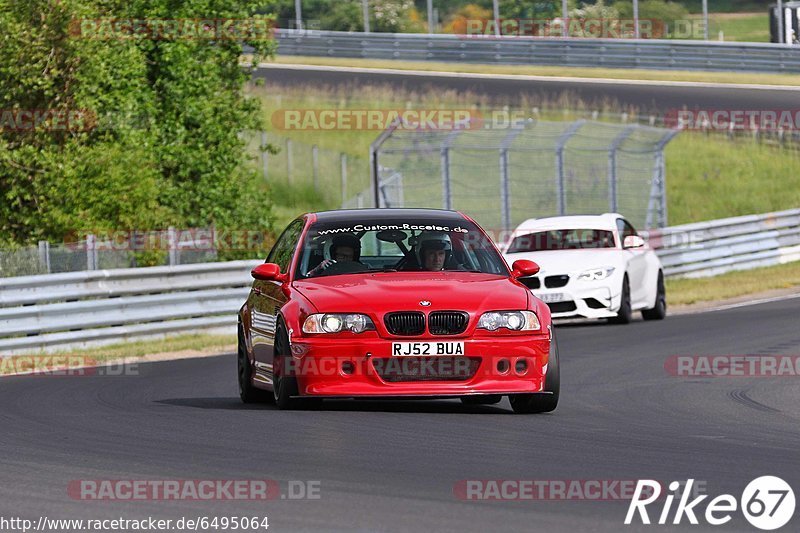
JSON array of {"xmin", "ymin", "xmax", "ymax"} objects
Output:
[
  {"xmin": 608, "ymin": 275, "xmax": 633, "ymax": 325},
  {"xmin": 642, "ymin": 271, "xmax": 667, "ymax": 321}
]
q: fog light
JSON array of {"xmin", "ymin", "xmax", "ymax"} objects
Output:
[
  {"xmin": 341, "ymin": 361, "xmax": 355, "ymax": 375},
  {"xmin": 497, "ymin": 358, "xmax": 510, "ymax": 374},
  {"xmin": 514, "ymin": 358, "xmax": 528, "ymax": 375}
]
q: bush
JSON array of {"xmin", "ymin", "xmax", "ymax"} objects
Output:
[{"xmin": 0, "ymin": 0, "xmax": 276, "ymax": 254}]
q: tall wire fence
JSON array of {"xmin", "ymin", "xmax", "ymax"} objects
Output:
[
  {"xmin": 369, "ymin": 118, "xmax": 679, "ymax": 233},
  {"xmin": 242, "ymin": 130, "xmax": 370, "ymax": 207}
]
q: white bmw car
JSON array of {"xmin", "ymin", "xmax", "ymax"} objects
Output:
[{"xmin": 501, "ymin": 214, "xmax": 666, "ymax": 323}]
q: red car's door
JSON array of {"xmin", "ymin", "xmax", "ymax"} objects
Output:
[{"xmin": 250, "ymin": 219, "xmax": 304, "ymax": 384}]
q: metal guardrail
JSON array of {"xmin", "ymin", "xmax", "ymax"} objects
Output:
[
  {"xmin": 649, "ymin": 208, "xmax": 800, "ymax": 278},
  {"xmin": 274, "ymin": 29, "xmax": 800, "ymax": 74},
  {"xmin": 1, "ymin": 209, "xmax": 798, "ymax": 354},
  {"xmin": 0, "ymin": 261, "xmax": 260, "ymax": 354}
]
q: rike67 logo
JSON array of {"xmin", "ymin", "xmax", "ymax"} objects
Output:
[{"xmin": 626, "ymin": 477, "xmax": 795, "ymax": 530}]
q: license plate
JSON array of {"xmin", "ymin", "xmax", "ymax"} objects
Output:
[
  {"xmin": 392, "ymin": 341, "xmax": 464, "ymax": 357},
  {"xmin": 536, "ymin": 292, "xmax": 567, "ymax": 303}
]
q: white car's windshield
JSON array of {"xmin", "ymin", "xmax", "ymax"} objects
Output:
[
  {"xmin": 296, "ymin": 219, "xmax": 508, "ymax": 278},
  {"xmin": 507, "ymin": 229, "xmax": 616, "ymax": 253}
]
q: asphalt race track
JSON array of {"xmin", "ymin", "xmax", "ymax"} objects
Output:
[
  {"xmin": 254, "ymin": 64, "xmax": 800, "ymax": 115},
  {"xmin": 2, "ymin": 297, "xmax": 799, "ymax": 532}
]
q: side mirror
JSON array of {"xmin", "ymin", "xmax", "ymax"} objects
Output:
[
  {"xmin": 511, "ymin": 259, "xmax": 540, "ymax": 279},
  {"xmin": 251, "ymin": 263, "xmax": 287, "ymax": 282},
  {"xmin": 623, "ymin": 235, "xmax": 646, "ymax": 249}
]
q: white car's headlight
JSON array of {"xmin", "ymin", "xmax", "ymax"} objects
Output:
[
  {"xmin": 477, "ymin": 311, "xmax": 540, "ymax": 332},
  {"xmin": 577, "ymin": 267, "xmax": 615, "ymax": 281},
  {"xmin": 302, "ymin": 313, "xmax": 375, "ymax": 334}
]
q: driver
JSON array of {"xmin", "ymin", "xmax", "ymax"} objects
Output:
[
  {"xmin": 416, "ymin": 231, "xmax": 452, "ymax": 271},
  {"xmin": 306, "ymin": 233, "xmax": 362, "ymax": 276}
]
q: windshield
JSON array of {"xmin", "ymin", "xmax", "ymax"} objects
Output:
[
  {"xmin": 295, "ymin": 218, "xmax": 509, "ymax": 278},
  {"xmin": 506, "ymin": 229, "xmax": 616, "ymax": 253}
]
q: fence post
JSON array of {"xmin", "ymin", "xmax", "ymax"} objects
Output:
[
  {"xmin": 440, "ymin": 146, "xmax": 451, "ymax": 210},
  {"xmin": 498, "ymin": 122, "xmax": 526, "ymax": 232},
  {"xmin": 340, "ymin": 153, "xmax": 348, "ymax": 206},
  {"xmin": 86, "ymin": 234, "xmax": 96, "ymax": 270},
  {"xmin": 608, "ymin": 126, "xmax": 636, "ymax": 214},
  {"xmin": 260, "ymin": 131, "xmax": 269, "ymax": 179},
  {"xmin": 312, "ymin": 144, "xmax": 319, "ymax": 192},
  {"xmin": 168, "ymin": 226, "xmax": 177, "ymax": 266},
  {"xmin": 439, "ymin": 129, "xmax": 462, "ymax": 211},
  {"xmin": 286, "ymin": 139, "xmax": 293, "ymax": 183},
  {"xmin": 555, "ymin": 120, "xmax": 586, "ymax": 216},
  {"xmin": 38, "ymin": 240, "xmax": 51, "ymax": 274}
]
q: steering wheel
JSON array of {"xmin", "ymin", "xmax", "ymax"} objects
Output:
[{"xmin": 317, "ymin": 260, "xmax": 369, "ymax": 276}]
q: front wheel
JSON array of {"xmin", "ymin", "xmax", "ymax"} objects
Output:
[
  {"xmin": 642, "ymin": 271, "xmax": 667, "ymax": 321},
  {"xmin": 608, "ymin": 275, "xmax": 632, "ymax": 325},
  {"xmin": 509, "ymin": 329, "xmax": 560, "ymax": 414},
  {"xmin": 273, "ymin": 322, "xmax": 321, "ymax": 410}
]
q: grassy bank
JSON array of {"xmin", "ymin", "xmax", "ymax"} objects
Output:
[
  {"xmin": 1, "ymin": 334, "xmax": 235, "ymax": 376},
  {"xmin": 248, "ymin": 83, "xmax": 800, "ymax": 230},
  {"xmin": 667, "ymin": 261, "xmax": 800, "ymax": 305},
  {"xmin": 701, "ymin": 12, "xmax": 770, "ymax": 43}
]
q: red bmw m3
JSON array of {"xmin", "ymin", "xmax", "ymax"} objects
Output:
[{"xmin": 237, "ymin": 208, "xmax": 559, "ymax": 414}]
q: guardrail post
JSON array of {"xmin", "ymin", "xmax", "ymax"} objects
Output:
[{"xmin": 38, "ymin": 240, "xmax": 50, "ymax": 274}]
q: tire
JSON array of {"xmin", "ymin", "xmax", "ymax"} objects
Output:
[
  {"xmin": 460, "ymin": 395, "xmax": 502, "ymax": 406},
  {"xmin": 509, "ymin": 329, "xmax": 560, "ymax": 414},
  {"xmin": 642, "ymin": 271, "xmax": 667, "ymax": 321},
  {"xmin": 608, "ymin": 274, "xmax": 633, "ymax": 325},
  {"xmin": 273, "ymin": 321, "xmax": 322, "ymax": 410},
  {"xmin": 238, "ymin": 323, "xmax": 272, "ymax": 404}
]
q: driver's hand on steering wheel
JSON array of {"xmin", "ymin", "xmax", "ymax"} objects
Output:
[{"xmin": 307, "ymin": 259, "xmax": 336, "ymax": 277}]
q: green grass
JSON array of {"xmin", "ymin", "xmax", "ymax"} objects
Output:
[
  {"xmin": 666, "ymin": 135, "xmax": 800, "ymax": 225},
  {"xmin": 267, "ymin": 55, "xmax": 800, "ymax": 87},
  {"xmin": 698, "ymin": 12, "xmax": 771, "ymax": 42},
  {"xmin": 2, "ymin": 333, "xmax": 235, "ymax": 375},
  {"xmin": 667, "ymin": 261, "xmax": 800, "ymax": 305}
]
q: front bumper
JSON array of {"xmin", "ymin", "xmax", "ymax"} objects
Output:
[
  {"xmin": 532, "ymin": 284, "xmax": 619, "ymax": 319},
  {"xmin": 287, "ymin": 334, "xmax": 550, "ymax": 397}
]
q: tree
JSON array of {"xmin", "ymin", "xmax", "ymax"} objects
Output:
[{"xmin": 0, "ymin": 0, "xmax": 275, "ymax": 257}]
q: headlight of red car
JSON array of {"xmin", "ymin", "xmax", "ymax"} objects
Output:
[
  {"xmin": 477, "ymin": 311, "xmax": 540, "ymax": 332},
  {"xmin": 302, "ymin": 313, "xmax": 376, "ymax": 334}
]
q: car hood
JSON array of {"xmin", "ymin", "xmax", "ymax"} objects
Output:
[
  {"xmin": 293, "ymin": 272, "xmax": 528, "ymax": 313},
  {"xmin": 504, "ymin": 249, "xmax": 623, "ymax": 276}
]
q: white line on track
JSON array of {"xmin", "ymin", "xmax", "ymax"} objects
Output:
[{"xmin": 259, "ymin": 62, "xmax": 800, "ymax": 92}]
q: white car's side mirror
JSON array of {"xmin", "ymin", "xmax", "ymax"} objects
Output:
[{"xmin": 623, "ymin": 235, "xmax": 645, "ymax": 249}]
